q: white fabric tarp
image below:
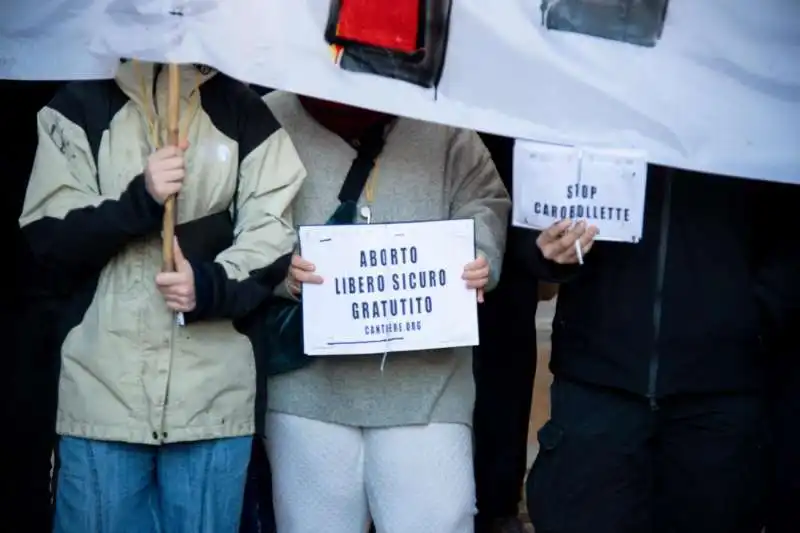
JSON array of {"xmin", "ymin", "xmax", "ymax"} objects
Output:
[{"xmin": 1, "ymin": 0, "xmax": 798, "ymax": 183}]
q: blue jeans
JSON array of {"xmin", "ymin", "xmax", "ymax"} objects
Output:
[{"xmin": 53, "ymin": 436, "xmax": 251, "ymax": 533}]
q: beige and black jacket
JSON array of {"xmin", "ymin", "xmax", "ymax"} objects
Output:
[{"xmin": 19, "ymin": 62, "xmax": 305, "ymax": 444}]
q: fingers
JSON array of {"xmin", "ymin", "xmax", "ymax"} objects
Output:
[
  {"xmin": 158, "ymin": 169, "xmax": 184, "ymax": 182},
  {"xmin": 291, "ymin": 254, "xmax": 316, "ymax": 272},
  {"xmin": 145, "ymin": 146, "xmax": 187, "ymax": 204},
  {"xmin": 542, "ymin": 219, "xmax": 573, "ymax": 241},
  {"xmin": 463, "ymin": 255, "xmax": 490, "ymax": 291},
  {"xmin": 156, "ymin": 271, "xmax": 195, "ymax": 312},
  {"xmin": 152, "ymin": 146, "xmax": 183, "ymax": 160},
  {"xmin": 164, "ymin": 295, "xmax": 195, "ymax": 312},
  {"xmin": 159, "ymin": 183, "xmax": 182, "ymax": 200},
  {"xmin": 173, "ymin": 238, "xmax": 185, "ymax": 262},
  {"xmin": 540, "ymin": 221, "xmax": 583, "ymax": 260},
  {"xmin": 551, "ymin": 225, "xmax": 599, "ymax": 264},
  {"xmin": 158, "ymin": 156, "xmax": 185, "ymax": 171},
  {"xmin": 150, "ymin": 147, "xmax": 185, "ymax": 175},
  {"xmin": 286, "ymin": 271, "xmax": 322, "ymax": 295},
  {"xmin": 286, "ymin": 255, "xmax": 323, "ymax": 294},
  {"xmin": 158, "ymin": 285, "xmax": 193, "ymax": 300},
  {"xmin": 173, "ymin": 238, "xmax": 192, "ymax": 273},
  {"xmin": 463, "ymin": 255, "xmax": 488, "ymax": 271},
  {"xmin": 579, "ymin": 226, "xmax": 599, "ymax": 255},
  {"xmin": 155, "ymin": 273, "xmax": 192, "ymax": 293},
  {"xmin": 285, "ymin": 277, "xmax": 302, "ymax": 295},
  {"xmin": 289, "ymin": 255, "xmax": 322, "ymax": 283},
  {"xmin": 462, "ymin": 265, "xmax": 489, "ymax": 281},
  {"xmin": 291, "ymin": 268, "xmax": 323, "ymax": 285},
  {"xmin": 465, "ymin": 279, "xmax": 488, "ymax": 291},
  {"xmin": 538, "ymin": 220, "xmax": 598, "ymax": 264}
]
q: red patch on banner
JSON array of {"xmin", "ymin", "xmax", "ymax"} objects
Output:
[{"xmin": 336, "ymin": 0, "xmax": 420, "ymax": 53}]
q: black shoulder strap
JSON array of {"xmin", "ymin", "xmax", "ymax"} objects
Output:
[{"xmin": 337, "ymin": 120, "xmax": 390, "ymax": 204}]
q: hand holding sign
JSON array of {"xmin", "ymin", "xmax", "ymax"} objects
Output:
[
  {"xmin": 155, "ymin": 238, "xmax": 196, "ymax": 312},
  {"xmin": 462, "ymin": 255, "xmax": 490, "ymax": 303},
  {"xmin": 537, "ymin": 220, "xmax": 599, "ymax": 265},
  {"xmin": 287, "ymin": 254, "xmax": 323, "ymax": 295}
]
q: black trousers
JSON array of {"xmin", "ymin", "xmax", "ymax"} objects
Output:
[
  {"xmin": 527, "ymin": 378, "xmax": 768, "ymax": 533},
  {"xmin": 473, "ymin": 278, "xmax": 539, "ymax": 523},
  {"xmin": 239, "ymin": 439, "xmax": 277, "ymax": 533}
]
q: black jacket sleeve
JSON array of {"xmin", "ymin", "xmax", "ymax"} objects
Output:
[
  {"xmin": 22, "ymin": 174, "xmax": 162, "ymax": 278},
  {"xmin": 185, "ymin": 253, "xmax": 292, "ymax": 322},
  {"xmin": 513, "ymin": 226, "xmax": 582, "ymax": 283}
]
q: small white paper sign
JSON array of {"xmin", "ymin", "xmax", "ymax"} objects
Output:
[
  {"xmin": 299, "ymin": 219, "xmax": 479, "ymax": 356},
  {"xmin": 512, "ymin": 141, "xmax": 648, "ymax": 243}
]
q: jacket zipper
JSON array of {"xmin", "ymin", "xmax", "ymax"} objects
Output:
[
  {"xmin": 647, "ymin": 170, "xmax": 673, "ymax": 411},
  {"xmin": 152, "ymin": 63, "xmax": 175, "ymax": 442}
]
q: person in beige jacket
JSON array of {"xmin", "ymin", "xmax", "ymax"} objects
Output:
[{"xmin": 18, "ymin": 61, "xmax": 305, "ymax": 533}]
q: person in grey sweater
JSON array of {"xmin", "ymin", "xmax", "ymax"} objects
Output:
[{"xmin": 263, "ymin": 91, "xmax": 511, "ymax": 533}]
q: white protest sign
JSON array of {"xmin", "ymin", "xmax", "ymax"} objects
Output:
[
  {"xmin": 299, "ymin": 219, "xmax": 479, "ymax": 356},
  {"xmin": 512, "ymin": 141, "xmax": 648, "ymax": 243}
]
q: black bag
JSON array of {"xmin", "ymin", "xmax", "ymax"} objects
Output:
[
  {"xmin": 541, "ymin": 0, "xmax": 670, "ymax": 48},
  {"xmin": 240, "ymin": 120, "xmax": 390, "ymax": 377}
]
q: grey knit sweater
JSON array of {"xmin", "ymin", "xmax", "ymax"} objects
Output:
[{"xmin": 264, "ymin": 92, "xmax": 510, "ymax": 428}]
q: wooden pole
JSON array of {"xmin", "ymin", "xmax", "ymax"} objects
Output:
[{"xmin": 162, "ymin": 64, "xmax": 181, "ymax": 272}]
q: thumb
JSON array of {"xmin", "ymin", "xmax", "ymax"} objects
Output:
[{"xmin": 173, "ymin": 237, "xmax": 189, "ymax": 271}]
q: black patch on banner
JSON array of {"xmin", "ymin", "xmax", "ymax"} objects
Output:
[
  {"xmin": 325, "ymin": 0, "xmax": 453, "ymax": 89},
  {"xmin": 541, "ymin": 0, "xmax": 670, "ymax": 48}
]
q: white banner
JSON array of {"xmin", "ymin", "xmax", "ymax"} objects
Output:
[
  {"xmin": 512, "ymin": 141, "xmax": 648, "ymax": 243},
  {"xmin": 0, "ymin": 0, "xmax": 117, "ymax": 79},
  {"xmin": 2, "ymin": 0, "xmax": 799, "ymax": 183},
  {"xmin": 298, "ymin": 220, "xmax": 479, "ymax": 356}
]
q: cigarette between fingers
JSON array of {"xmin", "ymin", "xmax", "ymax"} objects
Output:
[{"xmin": 574, "ymin": 239, "xmax": 584, "ymax": 265}]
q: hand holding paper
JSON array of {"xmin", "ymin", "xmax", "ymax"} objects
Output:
[
  {"xmin": 287, "ymin": 254, "xmax": 323, "ymax": 295},
  {"xmin": 462, "ymin": 255, "xmax": 490, "ymax": 303},
  {"xmin": 537, "ymin": 220, "xmax": 598, "ymax": 265}
]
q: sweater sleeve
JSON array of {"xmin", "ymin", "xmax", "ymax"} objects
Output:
[
  {"xmin": 445, "ymin": 128, "xmax": 511, "ymax": 291},
  {"xmin": 185, "ymin": 86, "xmax": 306, "ymax": 322},
  {"xmin": 18, "ymin": 88, "xmax": 163, "ymax": 284}
]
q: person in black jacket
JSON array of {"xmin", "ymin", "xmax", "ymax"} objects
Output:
[
  {"xmin": 523, "ymin": 165, "xmax": 798, "ymax": 533},
  {"xmin": 472, "ymin": 133, "xmax": 553, "ymax": 533}
]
